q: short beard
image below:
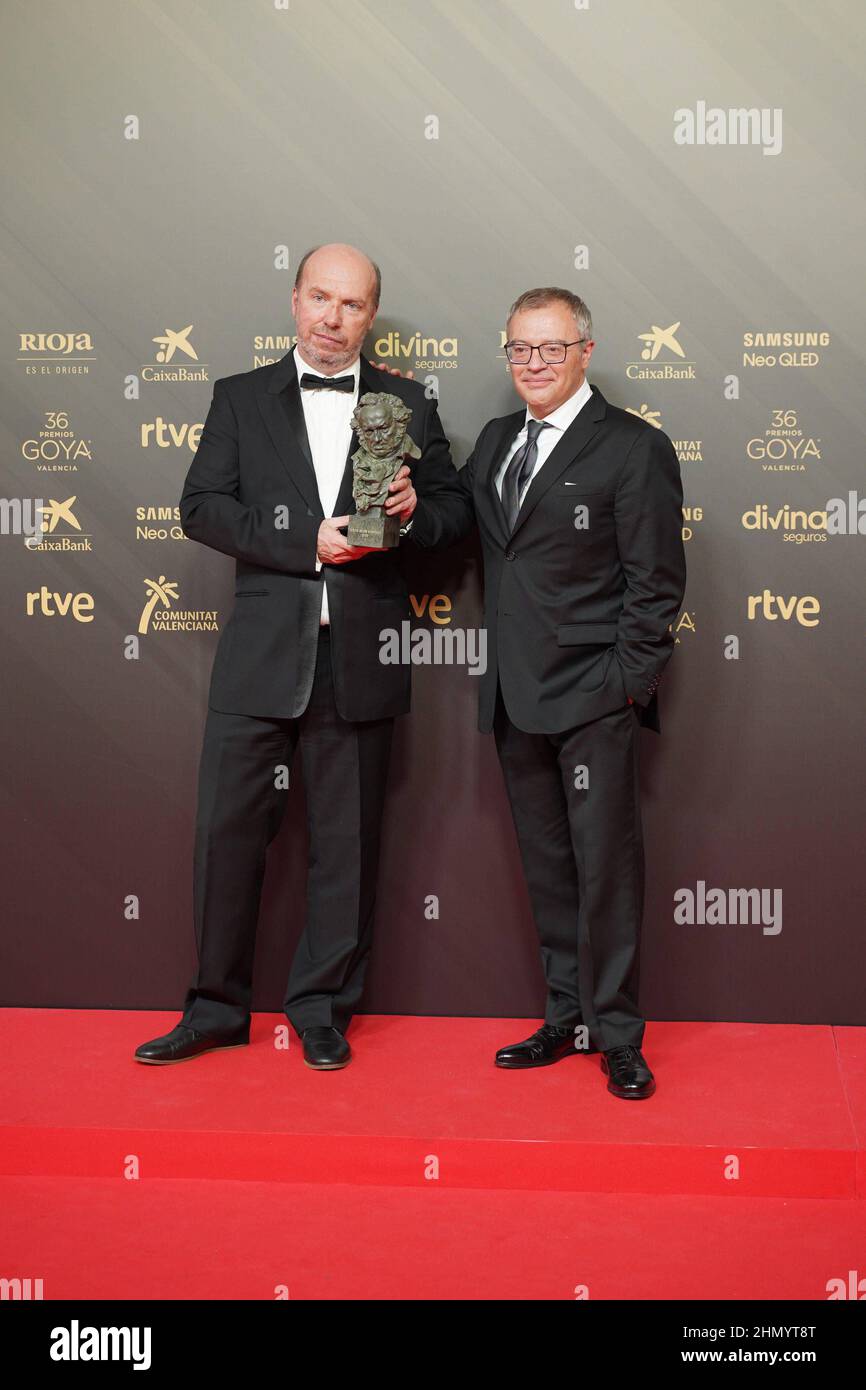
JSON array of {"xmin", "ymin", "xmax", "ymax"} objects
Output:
[{"xmin": 298, "ymin": 333, "xmax": 357, "ymax": 375}]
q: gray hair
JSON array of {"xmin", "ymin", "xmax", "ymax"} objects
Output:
[{"xmin": 507, "ymin": 287, "xmax": 592, "ymax": 341}]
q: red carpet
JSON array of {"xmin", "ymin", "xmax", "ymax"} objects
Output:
[
  {"xmin": 4, "ymin": 1176, "xmax": 865, "ymax": 1301},
  {"xmin": 2, "ymin": 1010, "xmax": 864, "ymax": 1298}
]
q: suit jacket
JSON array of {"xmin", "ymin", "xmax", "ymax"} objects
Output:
[
  {"xmin": 179, "ymin": 350, "xmax": 461, "ymax": 721},
  {"xmin": 411, "ymin": 383, "xmax": 687, "ymax": 734}
]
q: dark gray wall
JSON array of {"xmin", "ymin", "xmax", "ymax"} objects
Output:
[{"xmin": 2, "ymin": 0, "xmax": 864, "ymax": 1023}]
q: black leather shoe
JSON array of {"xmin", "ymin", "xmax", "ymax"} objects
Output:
[
  {"xmin": 134, "ymin": 1021, "xmax": 249, "ymax": 1065},
  {"xmin": 495, "ymin": 1022, "xmax": 598, "ymax": 1068},
  {"xmin": 302, "ymin": 1026, "xmax": 351, "ymax": 1070},
  {"xmin": 600, "ymin": 1045, "xmax": 655, "ymax": 1099}
]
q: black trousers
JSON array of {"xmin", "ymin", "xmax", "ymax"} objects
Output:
[
  {"xmin": 181, "ymin": 629, "xmax": 394, "ymax": 1038},
  {"xmin": 493, "ymin": 689, "xmax": 646, "ymax": 1050}
]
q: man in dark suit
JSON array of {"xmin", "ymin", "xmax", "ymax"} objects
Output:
[
  {"xmin": 134, "ymin": 242, "xmax": 459, "ymax": 1071},
  {"xmin": 409, "ymin": 287, "xmax": 686, "ymax": 1098}
]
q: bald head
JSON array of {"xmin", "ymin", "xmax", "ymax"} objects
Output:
[
  {"xmin": 291, "ymin": 243, "xmax": 381, "ymax": 373},
  {"xmin": 295, "ymin": 243, "xmax": 381, "ymax": 307}
]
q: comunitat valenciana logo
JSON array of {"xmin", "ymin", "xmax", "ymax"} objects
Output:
[
  {"xmin": 138, "ymin": 576, "xmax": 218, "ymax": 633},
  {"xmin": 141, "ymin": 325, "xmax": 209, "ymax": 382},
  {"xmin": 625, "ymin": 404, "xmax": 663, "ymax": 429},
  {"xmin": 625, "ymin": 323, "xmax": 696, "ymax": 381}
]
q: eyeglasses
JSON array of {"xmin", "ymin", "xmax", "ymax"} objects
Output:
[{"xmin": 504, "ymin": 339, "xmax": 587, "ymax": 365}]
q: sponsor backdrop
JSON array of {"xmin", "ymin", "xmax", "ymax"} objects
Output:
[{"xmin": 2, "ymin": 0, "xmax": 864, "ymax": 1025}]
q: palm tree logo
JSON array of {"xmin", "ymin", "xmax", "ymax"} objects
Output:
[
  {"xmin": 626, "ymin": 404, "xmax": 663, "ymax": 429},
  {"xmin": 140, "ymin": 575, "xmax": 179, "ymax": 633}
]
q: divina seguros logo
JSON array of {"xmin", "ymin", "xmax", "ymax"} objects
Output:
[{"xmin": 374, "ymin": 331, "xmax": 458, "ymax": 371}]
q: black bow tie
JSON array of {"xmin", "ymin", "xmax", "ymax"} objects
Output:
[{"xmin": 300, "ymin": 372, "xmax": 355, "ymax": 393}]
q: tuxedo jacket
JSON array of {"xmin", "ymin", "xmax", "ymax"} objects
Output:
[
  {"xmin": 411, "ymin": 383, "xmax": 687, "ymax": 734},
  {"xmin": 179, "ymin": 350, "xmax": 461, "ymax": 721}
]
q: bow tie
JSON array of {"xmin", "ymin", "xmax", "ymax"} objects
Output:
[{"xmin": 299, "ymin": 372, "xmax": 355, "ymax": 393}]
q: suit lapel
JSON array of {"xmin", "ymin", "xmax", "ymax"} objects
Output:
[
  {"xmin": 508, "ymin": 385, "xmax": 607, "ymax": 539},
  {"xmin": 258, "ymin": 350, "xmax": 323, "ymax": 518}
]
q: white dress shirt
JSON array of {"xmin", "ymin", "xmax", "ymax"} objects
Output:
[
  {"xmin": 294, "ymin": 344, "xmax": 361, "ymax": 624},
  {"xmin": 495, "ymin": 376, "xmax": 594, "ymax": 507}
]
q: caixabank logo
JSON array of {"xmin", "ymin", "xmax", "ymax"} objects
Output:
[
  {"xmin": 24, "ymin": 496, "xmax": 92, "ymax": 553},
  {"xmin": 746, "ymin": 409, "xmax": 820, "ymax": 472},
  {"xmin": 625, "ymin": 323, "xmax": 696, "ymax": 381},
  {"xmin": 17, "ymin": 332, "xmax": 95, "ymax": 376},
  {"xmin": 139, "ymin": 325, "xmax": 209, "ymax": 384},
  {"xmin": 21, "ymin": 410, "xmax": 93, "ymax": 473},
  {"xmin": 137, "ymin": 577, "xmax": 218, "ymax": 633}
]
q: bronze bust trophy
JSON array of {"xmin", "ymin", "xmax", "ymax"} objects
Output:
[{"xmin": 347, "ymin": 391, "xmax": 421, "ymax": 548}]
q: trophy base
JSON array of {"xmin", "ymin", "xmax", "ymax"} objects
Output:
[{"xmin": 346, "ymin": 510, "xmax": 401, "ymax": 549}]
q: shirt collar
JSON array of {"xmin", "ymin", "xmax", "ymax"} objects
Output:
[
  {"xmin": 294, "ymin": 343, "xmax": 361, "ymax": 387},
  {"xmin": 524, "ymin": 376, "xmax": 593, "ymax": 433}
]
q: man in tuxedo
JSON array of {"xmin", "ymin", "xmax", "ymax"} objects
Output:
[
  {"xmin": 134, "ymin": 242, "xmax": 463, "ymax": 1071},
  {"xmin": 409, "ymin": 288, "xmax": 686, "ymax": 1098}
]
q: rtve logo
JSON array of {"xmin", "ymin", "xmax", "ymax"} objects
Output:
[
  {"xmin": 25, "ymin": 586, "xmax": 94, "ymax": 621},
  {"xmin": 140, "ymin": 418, "xmax": 203, "ymax": 450},
  {"xmin": 746, "ymin": 591, "xmax": 820, "ymax": 626}
]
